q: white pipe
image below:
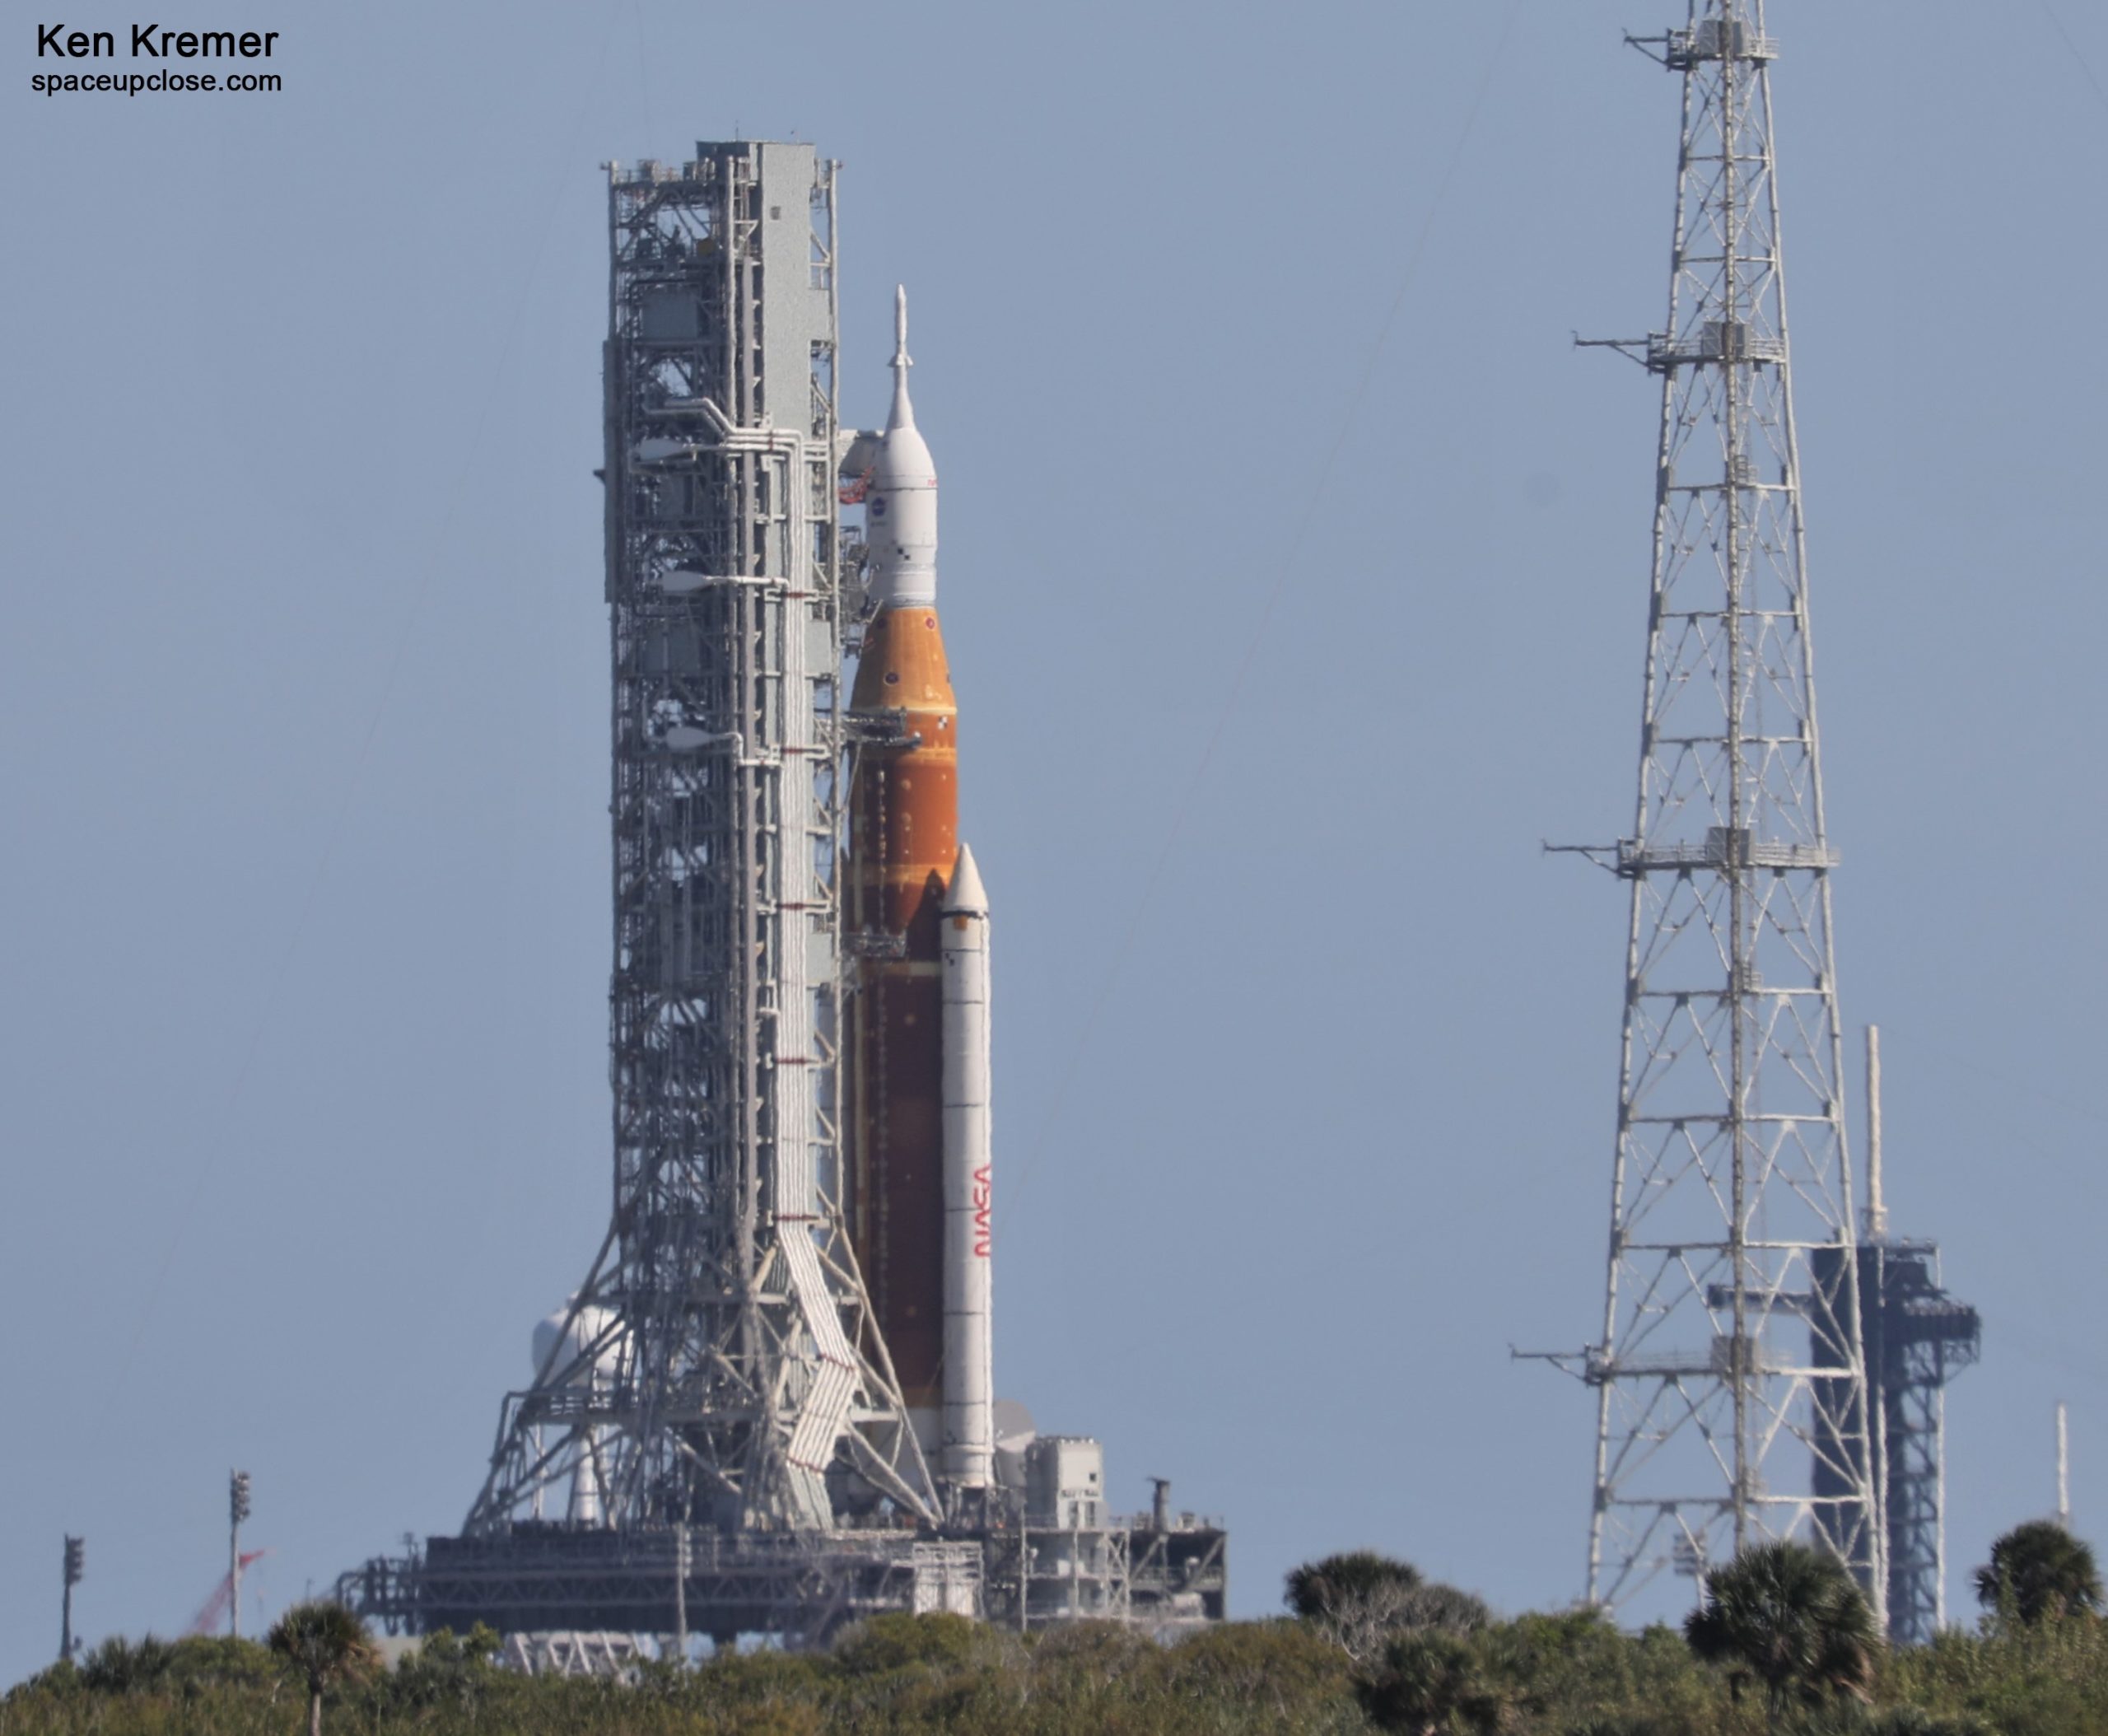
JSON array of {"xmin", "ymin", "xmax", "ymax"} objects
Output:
[
  {"xmin": 2059, "ymin": 1402, "xmax": 2071, "ymax": 1528},
  {"xmin": 1865, "ymin": 1025, "xmax": 1886, "ymax": 1241},
  {"xmin": 940, "ymin": 844, "xmax": 994, "ymax": 1488}
]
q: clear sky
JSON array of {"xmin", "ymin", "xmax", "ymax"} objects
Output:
[{"xmin": 2, "ymin": 0, "xmax": 2105, "ymax": 1683}]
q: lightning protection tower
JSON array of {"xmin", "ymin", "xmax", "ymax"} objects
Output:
[
  {"xmin": 1545, "ymin": 2, "xmax": 1884, "ymax": 1620},
  {"xmin": 461, "ymin": 142, "xmax": 939, "ymax": 1543}
]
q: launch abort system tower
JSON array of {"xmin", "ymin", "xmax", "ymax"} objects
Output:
[{"xmin": 1534, "ymin": 2, "xmax": 1886, "ymax": 1622}]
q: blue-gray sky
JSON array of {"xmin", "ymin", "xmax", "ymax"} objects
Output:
[{"xmin": 2, "ymin": 0, "xmax": 2104, "ymax": 1682}]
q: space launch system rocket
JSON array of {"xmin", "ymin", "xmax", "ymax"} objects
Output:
[{"xmin": 846, "ymin": 290, "xmax": 993, "ymax": 1491}]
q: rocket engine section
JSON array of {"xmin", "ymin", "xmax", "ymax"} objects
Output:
[{"xmin": 845, "ymin": 291, "xmax": 992, "ymax": 1491}]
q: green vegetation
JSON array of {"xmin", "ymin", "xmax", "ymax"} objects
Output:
[
  {"xmin": 1683, "ymin": 1540, "xmax": 1878, "ymax": 1720},
  {"xmin": 268, "ymin": 1601, "xmax": 384, "ymax": 1736},
  {"xmin": 1974, "ymin": 1523, "xmax": 2103, "ymax": 1628},
  {"xmin": 9, "ymin": 1527, "xmax": 2108, "ymax": 1734},
  {"xmin": 1289, "ymin": 1549, "xmax": 1490, "ymax": 1664}
]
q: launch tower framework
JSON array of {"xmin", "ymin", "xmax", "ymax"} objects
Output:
[
  {"xmin": 1857, "ymin": 1237, "xmax": 1978, "ymax": 1644},
  {"xmin": 459, "ymin": 142, "xmax": 940, "ymax": 1570},
  {"xmin": 1535, "ymin": 1, "xmax": 1885, "ymax": 1621},
  {"xmin": 1854, "ymin": 1030, "xmax": 1980, "ymax": 1647}
]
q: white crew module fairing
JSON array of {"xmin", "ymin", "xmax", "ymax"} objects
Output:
[{"xmin": 864, "ymin": 286, "xmax": 939, "ymax": 611}]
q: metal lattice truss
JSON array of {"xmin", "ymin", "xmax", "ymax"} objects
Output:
[
  {"xmin": 1867, "ymin": 1243, "xmax": 1980, "ymax": 1647},
  {"xmin": 341, "ymin": 1532, "xmax": 980, "ymax": 1645},
  {"xmin": 1556, "ymin": 3, "xmax": 1883, "ymax": 1619},
  {"xmin": 1882, "ymin": 1342, "xmax": 1958, "ymax": 1646},
  {"xmin": 466, "ymin": 145, "xmax": 938, "ymax": 1541}
]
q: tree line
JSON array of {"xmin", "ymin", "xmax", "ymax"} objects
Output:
[{"xmin": 2, "ymin": 1520, "xmax": 2102, "ymax": 1734}]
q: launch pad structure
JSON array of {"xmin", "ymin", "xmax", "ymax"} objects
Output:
[
  {"xmin": 1848, "ymin": 1030, "xmax": 1980, "ymax": 1648},
  {"xmin": 335, "ymin": 140, "xmax": 1225, "ymax": 1650}
]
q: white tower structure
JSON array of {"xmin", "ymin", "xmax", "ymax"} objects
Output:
[
  {"xmin": 462, "ymin": 142, "xmax": 938, "ymax": 1541},
  {"xmin": 1535, "ymin": 2, "xmax": 1884, "ymax": 1621}
]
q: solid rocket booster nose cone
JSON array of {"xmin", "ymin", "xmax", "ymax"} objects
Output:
[{"xmin": 943, "ymin": 843, "xmax": 989, "ymax": 916}]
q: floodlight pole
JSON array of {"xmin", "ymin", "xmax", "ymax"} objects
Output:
[
  {"xmin": 230, "ymin": 1470, "xmax": 253, "ymax": 1639},
  {"xmin": 673, "ymin": 1524, "xmax": 689, "ymax": 1664},
  {"xmin": 2058, "ymin": 1405, "xmax": 2071, "ymax": 1529},
  {"xmin": 60, "ymin": 1535, "xmax": 83, "ymax": 1664}
]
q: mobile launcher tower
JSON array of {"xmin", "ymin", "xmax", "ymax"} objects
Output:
[{"xmin": 338, "ymin": 142, "xmax": 1225, "ymax": 1650}]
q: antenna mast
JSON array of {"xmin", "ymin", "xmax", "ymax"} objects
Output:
[
  {"xmin": 1567, "ymin": 0, "xmax": 1883, "ymax": 1619},
  {"xmin": 2059, "ymin": 1403, "xmax": 2072, "ymax": 1529},
  {"xmin": 1865, "ymin": 1027, "xmax": 1886, "ymax": 1240}
]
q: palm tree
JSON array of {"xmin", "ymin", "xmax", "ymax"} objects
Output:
[
  {"xmin": 1355, "ymin": 1631, "xmax": 1509, "ymax": 1735},
  {"xmin": 1684, "ymin": 1540, "xmax": 1879, "ymax": 1724},
  {"xmin": 1973, "ymin": 1521, "xmax": 2103, "ymax": 1626},
  {"xmin": 267, "ymin": 1602, "xmax": 381, "ymax": 1736}
]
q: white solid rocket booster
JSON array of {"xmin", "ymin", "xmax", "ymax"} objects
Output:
[{"xmin": 940, "ymin": 842, "xmax": 994, "ymax": 1487}]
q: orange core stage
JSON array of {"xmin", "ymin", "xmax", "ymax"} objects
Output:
[{"xmin": 847, "ymin": 603, "xmax": 958, "ymax": 1420}]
